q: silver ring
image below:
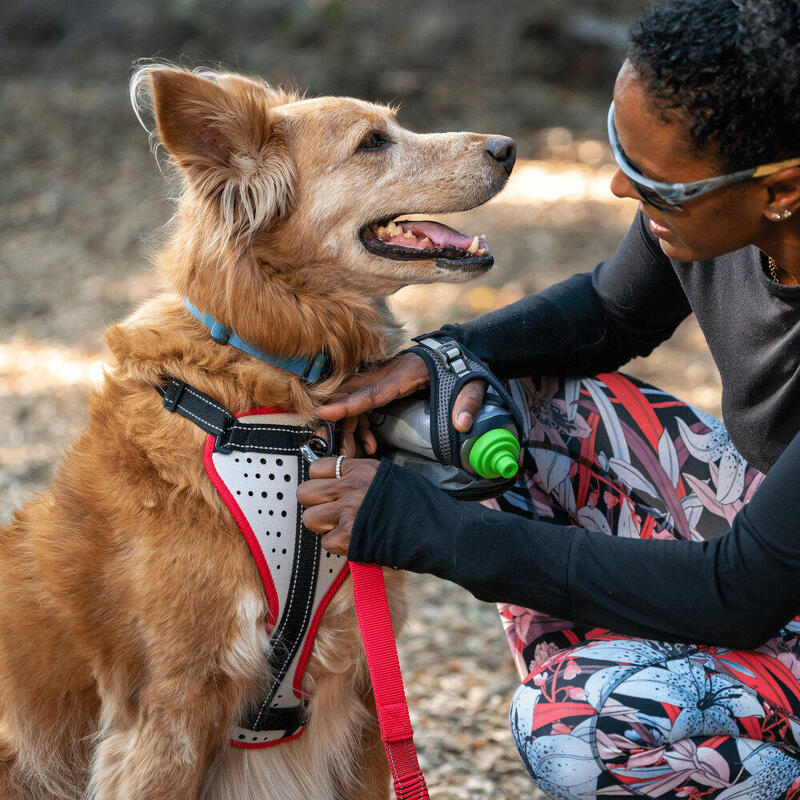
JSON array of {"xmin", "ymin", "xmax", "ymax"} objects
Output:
[{"xmin": 335, "ymin": 455, "xmax": 345, "ymax": 479}]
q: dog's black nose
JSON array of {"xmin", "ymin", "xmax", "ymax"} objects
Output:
[{"xmin": 485, "ymin": 136, "xmax": 517, "ymax": 175}]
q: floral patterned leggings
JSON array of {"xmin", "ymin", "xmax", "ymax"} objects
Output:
[{"xmin": 490, "ymin": 373, "xmax": 800, "ymax": 800}]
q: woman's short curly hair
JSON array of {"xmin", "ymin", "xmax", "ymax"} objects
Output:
[{"xmin": 627, "ymin": 0, "xmax": 800, "ymax": 171}]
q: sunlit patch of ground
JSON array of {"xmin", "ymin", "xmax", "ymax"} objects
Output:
[
  {"xmin": 0, "ymin": 337, "xmax": 107, "ymax": 394},
  {"xmin": 0, "ymin": 338, "xmax": 108, "ymax": 519}
]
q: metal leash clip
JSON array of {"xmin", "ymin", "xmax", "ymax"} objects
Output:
[{"xmin": 300, "ymin": 420, "xmax": 336, "ymax": 464}]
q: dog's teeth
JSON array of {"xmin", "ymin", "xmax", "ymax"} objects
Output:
[
  {"xmin": 467, "ymin": 236, "xmax": 480, "ymax": 254},
  {"xmin": 478, "ymin": 246, "xmax": 488, "ymax": 255},
  {"xmin": 420, "ymin": 237, "xmax": 432, "ymax": 247},
  {"xmin": 403, "ymin": 230, "xmax": 415, "ymax": 239}
]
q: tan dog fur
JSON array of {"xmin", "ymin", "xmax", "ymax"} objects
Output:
[{"xmin": 0, "ymin": 66, "xmax": 511, "ymax": 800}]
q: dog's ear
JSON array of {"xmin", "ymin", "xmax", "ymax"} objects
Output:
[
  {"xmin": 137, "ymin": 67, "xmax": 295, "ymax": 240},
  {"xmin": 215, "ymin": 73, "xmax": 300, "ymax": 109}
]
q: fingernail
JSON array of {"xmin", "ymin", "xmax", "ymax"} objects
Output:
[{"xmin": 457, "ymin": 412, "xmax": 472, "ymax": 429}]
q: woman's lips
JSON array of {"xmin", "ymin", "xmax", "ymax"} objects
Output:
[{"xmin": 648, "ymin": 216, "xmax": 673, "ymax": 239}]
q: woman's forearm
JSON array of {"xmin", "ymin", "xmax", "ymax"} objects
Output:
[{"xmin": 349, "ymin": 430, "xmax": 800, "ymax": 649}]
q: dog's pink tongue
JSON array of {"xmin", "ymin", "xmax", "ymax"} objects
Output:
[{"xmin": 400, "ymin": 220, "xmax": 476, "ymax": 250}]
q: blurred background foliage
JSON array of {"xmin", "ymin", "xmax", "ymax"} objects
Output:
[{"xmin": 0, "ymin": 3, "xmax": 722, "ymax": 796}]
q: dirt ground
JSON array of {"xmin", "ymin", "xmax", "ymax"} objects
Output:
[{"xmin": 1, "ymin": 2, "xmax": 723, "ymax": 797}]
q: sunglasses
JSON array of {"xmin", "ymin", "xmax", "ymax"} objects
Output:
[{"xmin": 607, "ymin": 101, "xmax": 800, "ymax": 213}]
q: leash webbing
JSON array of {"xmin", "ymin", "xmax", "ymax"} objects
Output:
[{"xmin": 349, "ymin": 562, "xmax": 429, "ymax": 800}]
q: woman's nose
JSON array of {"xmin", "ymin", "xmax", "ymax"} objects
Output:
[{"xmin": 609, "ymin": 167, "xmax": 639, "ymax": 202}]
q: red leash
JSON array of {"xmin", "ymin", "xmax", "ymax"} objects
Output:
[{"xmin": 349, "ymin": 562, "xmax": 430, "ymax": 800}]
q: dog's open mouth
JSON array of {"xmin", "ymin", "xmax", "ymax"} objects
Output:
[{"xmin": 360, "ymin": 218, "xmax": 493, "ymax": 271}]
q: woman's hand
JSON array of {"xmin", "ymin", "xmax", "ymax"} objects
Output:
[
  {"xmin": 317, "ymin": 351, "xmax": 488, "ymax": 456},
  {"xmin": 297, "ymin": 456, "xmax": 380, "ymax": 556}
]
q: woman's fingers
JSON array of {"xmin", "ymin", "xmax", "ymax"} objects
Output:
[
  {"xmin": 320, "ymin": 524, "xmax": 352, "ymax": 557},
  {"xmin": 297, "ymin": 458, "xmax": 381, "ymax": 556},
  {"xmin": 339, "ymin": 415, "xmax": 359, "ymax": 457},
  {"xmin": 452, "ymin": 379, "xmax": 488, "ymax": 433},
  {"xmin": 357, "ymin": 413, "xmax": 377, "ymax": 455},
  {"xmin": 316, "ymin": 353, "xmax": 429, "ymax": 421},
  {"xmin": 296, "ymin": 476, "xmax": 342, "ymax": 506},
  {"xmin": 301, "ymin": 500, "xmax": 342, "ymax": 533}
]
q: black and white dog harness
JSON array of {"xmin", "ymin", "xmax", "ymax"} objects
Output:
[{"xmin": 157, "ymin": 378, "xmax": 349, "ymax": 748}]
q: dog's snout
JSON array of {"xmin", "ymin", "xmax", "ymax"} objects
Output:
[{"xmin": 485, "ymin": 136, "xmax": 516, "ymax": 175}]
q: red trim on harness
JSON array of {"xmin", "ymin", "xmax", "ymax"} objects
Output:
[
  {"xmin": 204, "ymin": 432, "xmax": 280, "ymax": 630},
  {"xmin": 293, "ymin": 563, "xmax": 351, "ymax": 698},
  {"xmin": 230, "ymin": 728, "xmax": 306, "ymax": 750},
  {"xmin": 204, "ymin": 405, "xmax": 291, "ymax": 629}
]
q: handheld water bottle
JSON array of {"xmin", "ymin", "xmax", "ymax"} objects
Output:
[
  {"xmin": 370, "ymin": 387, "xmax": 520, "ymax": 479},
  {"xmin": 365, "ymin": 333, "xmax": 526, "ymax": 499},
  {"xmin": 369, "ymin": 386, "xmax": 521, "ymax": 497}
]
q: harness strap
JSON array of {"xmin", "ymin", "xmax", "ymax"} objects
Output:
[
  {"xmin": 350, "ymin": 562, "xmax": 429, "ymax": 800},
  {"xmin": 156, "ymin": 378, "xmax": 326, "ymax": 454},
  {"xmin": 157, "ymin": 376, "xmax": 428, "ymax": 782},
  {"xmin": 243, "ymin": 454, "xmax": 318, "ymax": 732},
  {"xmin": 401, "ymin": 333, "xmax": 525, "ymax": 470}
]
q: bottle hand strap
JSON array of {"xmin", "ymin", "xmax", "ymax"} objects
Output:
[{"xmin": 399, "ymin": 334, "xmax": 525, "ymax": 470}]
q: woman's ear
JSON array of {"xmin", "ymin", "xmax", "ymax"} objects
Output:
[
  {"xmin": 132, "ymin": 66, "xmax": 295, "ymax": 240},
  {"xmin": 762, "ymin": 167, "xmax": 800, "ymax": 221}
]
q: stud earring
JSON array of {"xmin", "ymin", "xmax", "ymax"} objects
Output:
[{"xmin": 770, "ymin": 209, "xmax": 793, "ymax": 220}]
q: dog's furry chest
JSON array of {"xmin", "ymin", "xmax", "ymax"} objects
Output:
[{"xmin": 204, "ymin": 410, "xmax": 349, "ymax": 748}]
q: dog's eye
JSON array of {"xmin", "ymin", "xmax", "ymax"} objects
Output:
[{"xmin": 357, "ymin": 131, "xmax": 388, "ymax": 152}]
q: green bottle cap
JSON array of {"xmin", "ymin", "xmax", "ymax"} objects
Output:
[{"xmin": 468, "ymin": 428, "xmax": 520, "ymax": 479}]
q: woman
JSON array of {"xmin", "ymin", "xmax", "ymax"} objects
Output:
[{"xmin": 297, "ymin": 1, "xmax": 800, "ymax": 796}]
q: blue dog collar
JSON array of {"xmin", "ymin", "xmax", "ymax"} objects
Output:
[{"xmin": 183, "ymin": 298, "xmax": 328, "ymax": 384}]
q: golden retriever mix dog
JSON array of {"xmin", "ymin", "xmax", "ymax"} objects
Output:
[{"xmin": 0, "ymin": 65, "xmax": 515, "ymax": 800}]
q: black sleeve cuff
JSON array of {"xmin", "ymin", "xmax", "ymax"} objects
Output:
[
  {"xmin": 348, "ymin": 458, "xmax": 393, "ymax": 565},
  {"xmin": 347, "ymin": 458, "xmax": 576, "ymax": 617}
]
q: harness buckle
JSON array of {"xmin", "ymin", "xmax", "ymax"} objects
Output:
[
  {"xmin": 301, "ymin": 353, "xmax": 328, "ymax": 384},
  {"xmin": 162, "ymin": 379, "xmax": 186, "ymax": 413},
  {"xmin": 213, "ymin": 417, "xmax": 236, "ymax": 454},
  {"xmin": 442, "ymin": 343, "xmax": 468, "ymax": 375}
]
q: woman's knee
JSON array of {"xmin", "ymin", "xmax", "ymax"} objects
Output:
[
  {"xmin": 508, "ymin": 682, "xmax": 538, "ymax": 753},
  {"xmin": 508, "ymin": 680, "xmax": 603, "ymax": 799}
]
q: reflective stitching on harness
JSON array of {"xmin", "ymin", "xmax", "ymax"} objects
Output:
[
  {"xmin": 183, "ymin": 385, "xmax": 229, "ymax": 416},
  {"xmin": 179, "ymin": 405, "xmax": 225, "ymax": 433},
  {"xmin": 200, "ymin": 409, "xmax": 348, "ymax": 748},
  {"xmin": 226, "ymin": 443, "xmax": 301, "ymax": 453},
  {"xmin": 230, "ymin": 424, "xmax": 311, "ymax": 432},
  {"xmin": 252, "ymin": 496, "xmax": 317, "ymax": 728}
]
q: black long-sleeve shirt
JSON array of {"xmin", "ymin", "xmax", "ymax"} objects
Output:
[{"xmin": 348, "ymin": 212, "xmax": 800, "ymax": 649}]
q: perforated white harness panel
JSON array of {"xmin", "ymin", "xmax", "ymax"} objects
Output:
[{"xmin": 203, "ymin": 410, "xmax": 349, "ymax": 748}]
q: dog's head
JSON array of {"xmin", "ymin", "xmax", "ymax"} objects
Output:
[
  {"xmin": 132, "ymin": 66, "xmax": 514, "ymax": 295},
  {"xmin": 129, "ymin": 66, "xmax": 514, "ymax": 377}
]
